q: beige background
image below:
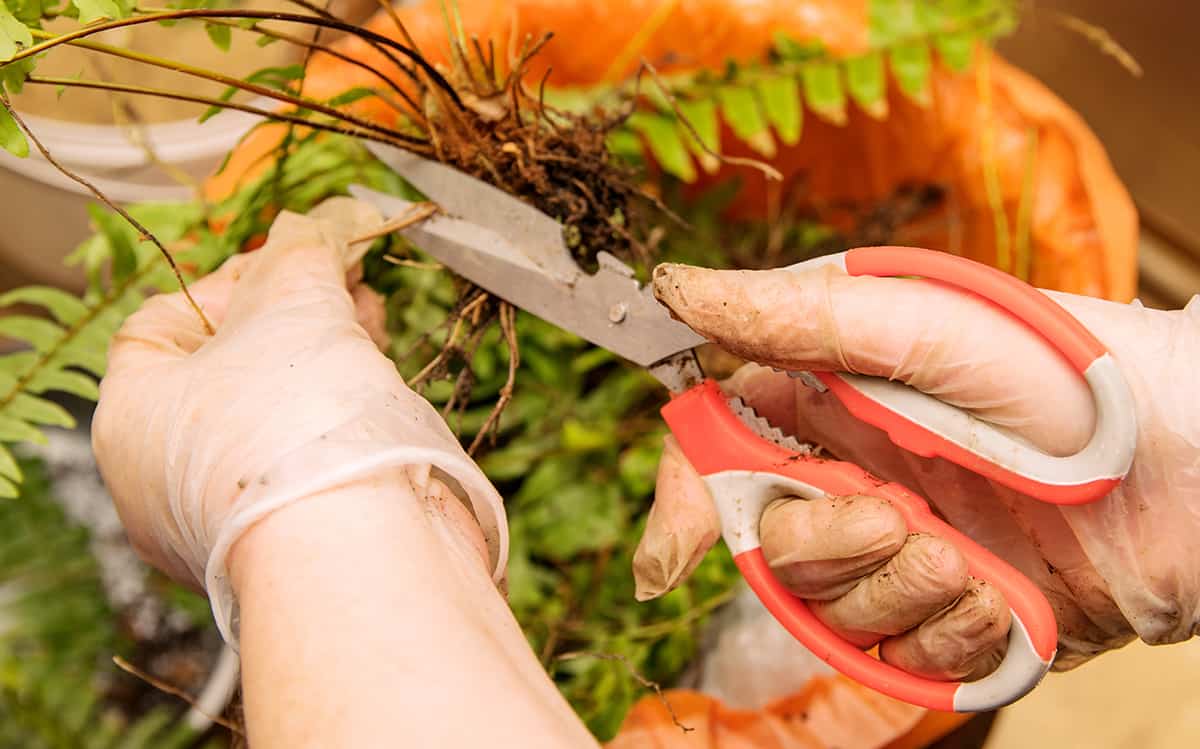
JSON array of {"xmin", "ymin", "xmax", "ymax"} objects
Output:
[{"xmin": 986, "ymin": 5, "xmax": 1199, "ymax": 747}]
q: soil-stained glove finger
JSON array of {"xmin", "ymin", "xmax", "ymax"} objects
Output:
[
  {"xmin": 633, "ymin": 436, "xmax": 721, "ymax": 601},
  {"xmin": 879, "ymin": 579, "xmax": 1011, "ymax": 681},
  {"xmin": 759, "ymin": 495, "xmax": 906, "ymax": 600},
  {"xmin": 811, "ymin": 533, "xmax": 969, "ymax": 647},
  {"xmin": 651, "ymin": 263, "xmax": 1094, "ymax": 456}
]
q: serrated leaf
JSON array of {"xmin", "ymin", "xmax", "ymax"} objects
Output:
[
  {"xmin": 0, "ymin": 102, "xmax": 27, "ymax": 158},
  {"xmin": 626, "ymin": 112, "xmax": 696, "ymax": 182},
  {"xmin": 7, "ymin": 393, "xmax": 74, "ymax": 428},
  {"xmin": 755, "ymin": 75, "xmax": 802, "ymax": 145},
  {"xmin": 0, "ymin": 287, "xmax": 89, "ymax": 326},
  {"xmin": 936, "ymin": 30, "xmax": 976, "ymax": 71},
  {"xmin": 0, "ymin": 415, "xmax": 45, "ymax": 444},
  {"xmin": 26, "ymin": 368, "xmax": 99, "ymax": 401},
  {"xmin": 802, "ymin": 62, "xmax": 847, "ymax": 125},
  {"xmin": 717, "ymin": 85, "xmax": 775, "ymax": 156},
  {"xmin": 674, "ymin": 97, "xmax": 720, "ymax": 173},
  {"xmin": 205, "ymin": 22, "xmax": 232, "ymax": 52},
  {"xmin": 0, "ymin": 316, "xmax": 63, "ymax": 352},
  {"xmin": 891, "ymin": 41, "xmax": 933, "ymax": 105},
  {"xmin": 72, "ymin": 0, "xmax": 121, "ymax": 24},
  {"xmin": 845, "ymin": 52, "xmax": 888, "ymax": 119},
  {"xmin": 0, "ymin": 4, "xmax": 33, "ymax": 62},
  {"xmin": 0, "ymin": 444, "xmax": 21, "ymax": 482}
]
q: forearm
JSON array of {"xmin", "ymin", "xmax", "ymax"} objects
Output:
[{"xmin": 229, "ymin": 468, "xmax": 597, "ymax": 749}]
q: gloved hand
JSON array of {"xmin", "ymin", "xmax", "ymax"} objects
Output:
[
  {"xmin": 634, "ymin": 262, "xmax": 1200, "ymax": 677},
  {"xmin": 92, "ymin": 197, "xmax": 507, "ymax": 645}
]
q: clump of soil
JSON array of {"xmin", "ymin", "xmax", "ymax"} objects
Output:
[{"xmin": 404, "ymin": 33, "xmax": 658, "ymax": 272}]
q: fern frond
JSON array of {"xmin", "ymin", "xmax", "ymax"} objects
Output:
[{"xmin": 567, "ymin": 0, "xmax": 1020, "ymax": 182}]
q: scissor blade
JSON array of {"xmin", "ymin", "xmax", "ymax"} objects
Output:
[
  {"xmin": 363, "ymin": 141, "xmax": 583, "ymax": 282},
  {"xmin": 349, "ymin": 184, "xmax": 706, "ymax": 369}
]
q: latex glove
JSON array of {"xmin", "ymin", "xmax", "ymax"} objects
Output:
[
  {"xmin": 92, "ymin": 197, "xmax": 507, "ymax": 645},
  {"xmin": 635, "ymin": 262, "xmax": 1200, "ymax": 677}
]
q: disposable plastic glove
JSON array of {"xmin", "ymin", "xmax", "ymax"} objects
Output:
[
  {"xmin": 92, "ymin": 197, "xmax": 507, "ymax": 645},
  {"xmin": 635, "ymin": 262, "xmax": 1200, "ymax": 676}
]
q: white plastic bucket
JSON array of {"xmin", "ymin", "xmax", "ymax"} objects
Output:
[{"xmin": 0, "ymin": 103, "xmax": 270, "ymax": 292}]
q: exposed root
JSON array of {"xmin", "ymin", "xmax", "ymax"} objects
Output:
[
  {"xmin": 555, "ymin": 651, "xmax": 693, "ymax": 734},
  {"xmin": 112, "ymin": 656, "xmax": 244, "ymax": 736},
  {"xmin": 467, "ymin": 302, "xmax": 518, "ymax": 456}
]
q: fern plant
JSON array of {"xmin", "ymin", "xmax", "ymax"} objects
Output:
[
  {"xmin": 0, "ymin": 0, "xmax": 1028, "ymax": 741},
  {"xmin": 0, "ymin": 455, "xmax": 221, "ymax": 749}
]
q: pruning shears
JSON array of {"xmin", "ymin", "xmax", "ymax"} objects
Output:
[{"xmin": 350, "ymin": 142, "xmax": 1137, "ymax": 713}]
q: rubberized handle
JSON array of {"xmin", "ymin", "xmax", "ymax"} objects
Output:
[
  {"xmin": 790, "ymin": 247, "xmax": 1136, "ymax": 505},
  {"xmin": 662, "ymin": 380, "xmax": 1057, "ymax": 712}
]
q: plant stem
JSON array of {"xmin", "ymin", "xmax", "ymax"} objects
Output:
[
  {"xmin": 0, "ymin": 93, "xmax": 215, "ymax": 335},
  {"xmin": 24, "ymin": 29, "xmax": 420, "ymax": 146},
  {"xmin": 7, "ymin": 8, "xmax": 461, "ymax": 108},
  {"xmin": 24, "ymin": 76, "xmax": 414, "ymax": 147},
  {"xmin": 198, "ymin": 18, "xmax": 419, "ymax": 118}
]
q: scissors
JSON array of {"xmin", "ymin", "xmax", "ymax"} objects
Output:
[{"xmin": 350, "ymin": 142, "xmax": 1137, "ymax": 713}]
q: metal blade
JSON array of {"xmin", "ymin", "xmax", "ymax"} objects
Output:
[
  {"xmin": 363, "ymin": 141, "xmax": 583, "ymax": 283},
  {"xmin": 350, "ymin": 185, "xmax": 706, "ymax": 369}
]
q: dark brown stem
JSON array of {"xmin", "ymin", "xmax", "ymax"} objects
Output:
[
  {"xmin": 9, "ymin": 8, "xmax": 462, "ymax": 107},
  {"xmin": 200, "ymin": 18, "xmax": 419, "ymax": 118},
  {"xmin": 0, "ymin": 93, "xmax": 214, "ymax": 335},
  {"xmin": 23, "ymin": 76, "xmax": 423, "ymax": 149},
  {"xmin": 43, "ymin": 33, "xmax": 417, "ymax": 145}
]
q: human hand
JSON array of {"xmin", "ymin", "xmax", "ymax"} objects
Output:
[
  {"xmin": 92, "ymin": 197, "xmax": 507, "ymax": 644},
  {"xmin": 634, "ymin": 262, "xmax": 1200, "ymax": 678}
]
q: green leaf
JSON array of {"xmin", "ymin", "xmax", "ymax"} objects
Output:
[
  {"xmin": 205, "ymin": 22, "xmax": 232, "ymax": 52},
  {"xmin": 0, "ymin": 415, "xmax": 45, "ymax": 444},
  {"xmin": 891, "ymin": 41, "xmax": 933, "ymax": 104},
  {"xmin": 0, "ymin": 444, "xmax": 21, "ymax": 482},
  {"xmin": 0, "ymin": 56, "xmax": 35, "ymax": 95},
  {"xmin": 845, "ymin": 51, "xmax": 888, "ymax": 119},
  {"xmin": 86, "ymin": 206, "xmax": 137, "ymax": 282},
  {"xmin": 674, "ymin": 97, "xmax": 720, "ymax": 172},
  {"xmin": 327, "ymin": 87, "xmax": 376, "ymax": 107},
  {"xmin": 7, "ymin": 393, "xmax": 74, "ymax": 428},
  {"xmin": 256, "ymin": 34, "xmax": 279, "ymax": 47},
  {"xmin": 0, "ymin": 102, "xmax": 27, "ymax": 158},
  {"xmin": 522, "ymin": 483, "xmax": 623, "ymax": 561},
  {"xmin": 0, "ymin": 316, "xmax": 63, "ymax": 352},
  {"xmin": 801, "ymin": 62, "xmax": 847, "ymax": 125},
  {"xmin": 72, "ymin": 0, "xmax": 121, "ymax": 24},
  {"xmin": 867, "ymin": 0, "xmax": 920, "ymax": 48},
  {"xmin": 626, "ymin": 112, "xmax": 696, "ymax": 182},
  {"xmin": 0, "ymin": 287, "xmax": 89, "ymax": 326},
  {"xmin": 0, "ymin": 4, "xmax": 33, "ymax": 62},
  {"xmin": 0, "ymin": 474, "xmax": 16, "ymax": 498},
  {"xmin": 936, "ymin": 30, "xmax": 976, "ymax": 72},
  {"xmin": 717, "ymin": 85, "xmax": 774, "ymax": 156},
  {"xmin": 25, "ymin": 368, "xmax": 99, "ymax": 401},
  {"xmin": 755, "ymin": 75, "xmax": 802, "ymax": 145}
]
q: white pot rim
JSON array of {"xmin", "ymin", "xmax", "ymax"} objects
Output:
[{"xmin": 0, "ymin": 96, "xmax": 278, "ymax": 201}]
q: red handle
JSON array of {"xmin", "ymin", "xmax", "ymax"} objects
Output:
[
  {"xmin": 662, "ymin": 380, "xmax": 1057, "ymax": 712},
  {"xmin": 789, "ymin": 246, "xmax": 1137, "ymax": 506}
]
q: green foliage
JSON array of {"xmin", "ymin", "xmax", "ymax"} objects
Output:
[
  {"xmin": 0, "ymin": 457, "xmax": 203, "ymax": 748},
  {"xmin": 551, "ymin": 0, "xmax": 1018, "ymax": 182}
]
